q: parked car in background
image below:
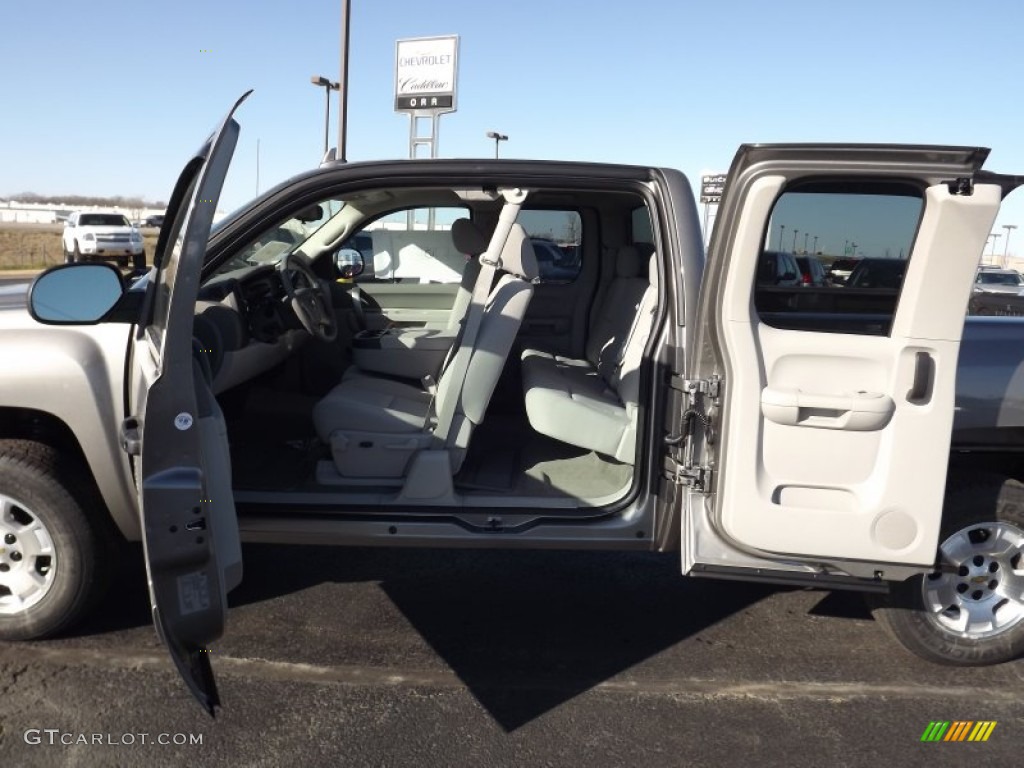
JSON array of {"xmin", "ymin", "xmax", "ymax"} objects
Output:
[
  {"xmin": 827, "ymin": 257, "xmax": 861, "ymax": 285},
  {"xmin": 530, "ymin": 238, "xmax": 580, "ymax": 282},
  {"xmin": 846, "ymin": 258, "xmax": 907, "ymax": 289},
  {"xmin": 757, "ymin": 250, "xmax": 801, "ymax": 286},
  {"xmin": 61, "ymin": 211, "xmax": 145, "ymax": 268},
  {"xmin": 795, "ymin": 255, "xmax": 828, "ymax": 286},
  {"xmin": 144, "ymin": 214, "xmax": 165, "ymax": 229},
  {"xmin": 973, "ymin": 268, "xmax": 1024, "ymax": 294}
]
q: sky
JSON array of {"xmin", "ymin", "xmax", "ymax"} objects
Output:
[{"xmin": 4, "ymin": 0, "xmax": 1024, "ymax": 256}]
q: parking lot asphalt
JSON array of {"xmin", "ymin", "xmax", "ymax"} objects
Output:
[{"xmin": 1, "ymin": 545, "xmax": 1021, "ymax": 767}]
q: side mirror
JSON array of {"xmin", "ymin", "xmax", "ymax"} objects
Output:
[
  {"xmin": 28, "ymin": 263, "xmax": 125, "ymax": 324},
  {"xmin": 334, "ymin": 248, "xmax": 365, "ymax": 280}
]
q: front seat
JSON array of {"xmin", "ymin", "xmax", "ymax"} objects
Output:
[
  {"xmin": 312, "ymin": 223, "xmax": 538, "ymax": 479},
  {"xmin": 424, "ymin": 217, "xmax": 491, "ymax": 330}
]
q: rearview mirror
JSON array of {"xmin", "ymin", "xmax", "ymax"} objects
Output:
[
  {"xmin": 296, "ymin": 204, "xmax": 324, "ymax": 223},
  {"xmin": 334, "ymin": 248, "xmax": 365, "ymax": 280},
  {"xmin": 28, "ymin": 263, "xmax": 125, "ymax": 324}
]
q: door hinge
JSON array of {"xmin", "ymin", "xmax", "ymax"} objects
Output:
[
  {"xmin": 946, "ymin": 177, "xmax": 974, "ymax": 196},
  {"xmin": 671, "ymin": 375, "xmax": 721, "ymax": 400},
  {"xmin": 663, "ymin": 456, "xmax": 713, "ymax": 491}
]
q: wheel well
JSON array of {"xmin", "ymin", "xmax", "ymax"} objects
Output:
[
  {"xmin": 948, "ymin": 451, "xmax": 1024, "ymax": 486},
  {"xmin": 0, "ymin": 407, "xmax": 114, "ymax": 525}
]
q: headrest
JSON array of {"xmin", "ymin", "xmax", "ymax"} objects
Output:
[
  {"xmin": 498, "ymin": 223, "xmax": 538, "ymax": 281},
  {"xmin": 616, "ymin": 246, "xmax": 641, "ymax": 278},
  {"xmin": 451, "ymin": 218, "xmax": 489, "ymax": 256}
]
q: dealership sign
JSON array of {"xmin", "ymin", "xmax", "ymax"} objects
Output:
[
  {"xmin": 394, "ymin": 35, "xmax": 459, "ymax": 112},
  {"xmin": 700, "ymin": 174, "xmax": 727, "ymax": 204}
]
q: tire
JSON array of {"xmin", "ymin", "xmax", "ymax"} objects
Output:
[
  {"xmin": 72, "ymin": 243, "xmax": 82, "ymax": 264},
  {"xmin": 0, "ymin": 440, "xmax": 116, "ymax": 640},
  {"xmin": 116, "ymin": 256, "xmax": 130, "ymax": 269},
  {"xmin": 62, "ymin": 243, "xmax": 72, "ymax": 264},
  {"xmin": 868, "ymin": 473, "xmax": 1024, "ymax": 665}
]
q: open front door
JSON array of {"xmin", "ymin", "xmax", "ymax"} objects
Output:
[
  {"xmin": 689, "ymin": 145, "xmax": 1001, "ymax": 570},
  {"xmin": 124, "ymin": 93, "xmax": 249, "ymax": 715}
]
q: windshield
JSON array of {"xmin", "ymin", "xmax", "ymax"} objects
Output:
[
  {"xmin": 79, "ymin": 214, "xmax": 130, "ymax": 227},
  {"xmin": 978, "ymin": 272, "xmax": 1023, "ymax": 285},
  {"xmin": 216, "ymin": 199, "xmax": 347, "ymax": 273}
]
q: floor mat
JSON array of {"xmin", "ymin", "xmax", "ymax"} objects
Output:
[
  {"xmin": 462, "ymin": 417, "xmax": 633, "ymax": 501},
  {"xmin": 229, "ymin": 438, "xmax": 319, "ymax": 491}
]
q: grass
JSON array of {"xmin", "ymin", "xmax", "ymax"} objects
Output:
[{"xmin": 0, "ymin": 224, "xmax": 159, "ymax": 271}]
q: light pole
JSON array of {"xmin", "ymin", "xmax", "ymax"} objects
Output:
[
  {"xmin": 1003, "ymin": 224, "xmax": 1017, "ymax": 267},
  {"xmin": 803, "ymin": 232, "xmax": 809, "ymax": 254},
  {"xmin": 792, "ymin": 229, "xmax": 799, "ymax": 252},
  {"xmin": 991, "ymin": 233, "xmax": 1002, "ymax": 257},
  {"xmin": 486, "ymin": 131, "xmax": 508, "ymax": 158},
  {"xmin": 779, "ymin": 224, "xmax": 785, "ymax": 251},
  {"xmin": 337, "ymin": 0, "xmax": 351, "ymax": 162},
  {"xmin": 310, "ymin": 75, "xmax": 340, "ymax": 156},
  {"xmin": 812, "ymin": 235, "xmax": 818, "ymax": 254}
]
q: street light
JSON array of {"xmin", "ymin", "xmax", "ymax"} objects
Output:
[
  {"xmin": 812, "ymin": 235, "xmax": 818, "ymax": 254},
  {"xmin": 1003, "ymin": 224, "xmax": 1017, "ymax": 268},
  {"xmin": 779, "ymin": 224, "xmax": 785, "ymax": 251},
  {"xmin": 792, "ymin": 229, "xmax": 799, "ymax": 252},
  {"xmin": 311, "ymin": 75, "xmax": 340, "ymax": 156},
  {"xmin": 486, "ymin": 131, "xmax": 508, "ymax": 158},
  {"xmin": 803, "ymin": 232, "xmax": 809, "ymax": 254}
]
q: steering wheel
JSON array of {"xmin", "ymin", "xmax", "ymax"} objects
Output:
[{"xmin": 279, "ymin": 252, "xmax": 338, "ymax": 342}]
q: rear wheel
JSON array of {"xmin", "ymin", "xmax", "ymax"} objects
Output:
[
  {"xmin": 116, "ymin": 255, "xmax": 130, "ymax": 269},
  {"xmin": 0, "ymin": 441, "xmax": 115, "ymax": 640},
  {"xmin": 72, "ymin": 243, "xmax": 82, "ymax": 263},
  {"xmin": 869, "ymin": 474, "xmax": 1024, "ymax": 665}
]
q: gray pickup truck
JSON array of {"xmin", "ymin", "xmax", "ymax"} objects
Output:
[{"xmin": 3, "ymin": 95, "xmax": 1024, "ymax": 713}]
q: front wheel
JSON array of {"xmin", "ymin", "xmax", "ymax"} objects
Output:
[
  {"xmin": 869, "ymin": 474, "xmax": 1024, "ymax": 665},
  {"xmin": 0, "ymin": 441, "xmax": 115, "ymax": 640}
]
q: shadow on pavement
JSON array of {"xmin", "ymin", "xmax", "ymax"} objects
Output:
[{"xmin": 75, "ymin": 543, "xmax": 783, "ymax": 731}]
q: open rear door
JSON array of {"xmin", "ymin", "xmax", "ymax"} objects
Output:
[
  {"xmin": 123, "ymin": 93, "xmax": 249, "ymax": 714},
  {"xmin": 689, "ymin": 145, "xmax": 1001, "ymax": 571}
]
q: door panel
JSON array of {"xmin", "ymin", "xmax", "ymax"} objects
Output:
[
  {"xmin": 691, "ymin": 146, "xmax": 1000, "ymax": 569},
  {"xmin": 357, "ymin": 282, "xmax": 459, "ymax": 329}
]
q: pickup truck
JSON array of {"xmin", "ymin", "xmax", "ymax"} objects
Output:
[{"xmin": 3, "ymin": 94, "xmax": 1024, "ymax": 714}]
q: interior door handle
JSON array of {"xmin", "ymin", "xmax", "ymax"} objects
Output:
[
  {"xmin": 906, "ymin": 351, "xmax": 935, "ymax": 404},
  {"xmin": 761, "ymin": 387, "xmax": 894, "ymax": 431}
]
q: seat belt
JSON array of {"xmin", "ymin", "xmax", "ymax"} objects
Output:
[{"xmin": 427, "ymin": 189, "xmax": 528, "ymax": 446}]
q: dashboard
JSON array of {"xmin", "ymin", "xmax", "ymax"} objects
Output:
[{"xmin": 194, "ymin": 264, "xmax": 308, "ymax": 393}]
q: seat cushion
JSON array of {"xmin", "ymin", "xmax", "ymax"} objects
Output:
[
  {"xmin": 521, "ymin": 348, "xmax": 634, "ymax": 461},
  {"xmin": 312, "ymin": 375, "xmax": 432, "ymax": 440}
]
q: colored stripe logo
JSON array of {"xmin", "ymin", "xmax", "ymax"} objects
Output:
[{"xmin": 921, "ymin": 721, "xmax": 997, "ymax": 742}]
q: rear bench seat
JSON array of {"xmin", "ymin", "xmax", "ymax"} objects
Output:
[{"xmin": 521, "ymin": 245, "xmax": 658, "ymax": 464}]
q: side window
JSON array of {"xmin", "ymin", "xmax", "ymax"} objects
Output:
[
  {"xmin": 754, "ymin": 181, "xmax": 924, "ymax": 335},
  {"xmin": 348, "ymin": 206, "xmax": 470, "ymax": 284},
  {"xmin": 631, "ymin": 205, "xmax": 654, "ymax": 245},
  {"xmin": 517, "ymin": 209, "xmax": 583, "ymax": 283}
]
